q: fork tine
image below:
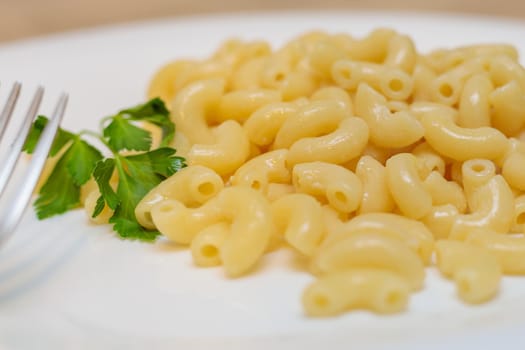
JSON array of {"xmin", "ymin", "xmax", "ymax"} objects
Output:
[
  {"xmin": 0, "ymin": 86, "xmax": 44, "ymax": 196},
  {"xmin": 0, "ymin": 82, "xmax": 22, "ymax": 141},
  {"xmin": 0, "ymin": 93, "xmax": 68, "ymax": 246}
]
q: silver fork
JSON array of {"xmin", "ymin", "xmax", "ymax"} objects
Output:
[{"xmin": 0, "ymin": 82, "xmax": 67, "ymax": 247}]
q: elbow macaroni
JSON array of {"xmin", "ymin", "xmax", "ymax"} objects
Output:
[{"xmin": 93, "ymin": 28, "xmax": 525, "ymax": 317}]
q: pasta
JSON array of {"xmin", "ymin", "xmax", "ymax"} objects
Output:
[{"xmin": 94, "ymin": 28, "xmax": 525, "ymax": 316}]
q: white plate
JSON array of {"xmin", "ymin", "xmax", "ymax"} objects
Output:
[{"xmin": 1, "ymin": 11, "xmax": 525, "ymax": 350}]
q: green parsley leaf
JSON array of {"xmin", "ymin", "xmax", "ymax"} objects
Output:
[
  {"xmin": 103, "ymin": 115, "xmax": 152, "ymax": 152},
  {"xmin": 34, "ymin": 146, "xmax": 81, "ymax": 219},
  {"xmin": 106, "ymin": 149, "xmax": 186, "ymax": 241},
  {"xmin": 110, "ymin": 217, "xmax": 160, "ymax": 241},
  {"xmin": 92, "ymin": 158, "xmax": 119, "ymax": 211},
  {"xmin": 66, "ymin": 138, "xmax": 103, "ymax": 185},
  {"xmin": 124, "ymin": 148, "xmax": 186, "ymax": 178},
  {"xmin": 26, "ymin": 98, "xmax": 185, "ymax": 242},
  {"xmin": 92, "ymin": 195, "xmax": 106, "ymax": 218},
  {"xmin": 119, "ymin": 98, "xmax": 174, "ymax": 147},
  {"xmin": 23, "ymin": 115, "xmax": 76, "ymax": 156}
]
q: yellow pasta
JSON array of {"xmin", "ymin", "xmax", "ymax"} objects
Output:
[
  {"xmin": 466, "ymin": 229, "xmax": 525, "ymax": 274},
  {"xmin": 302, "ymin": 269, "xmax": 410, "ymax": 316},
  {"xmin": 355, "ymin": 155, "xmax": 395, "ymax": 214},
  {"xmin": 292, "ymin": 161, "xmax": 362, "ymax": 214},
  {"xmin": 312, "ymin": 232, "xmax": 425, "ymax": 290},
  {"xmin": 386, "ymin": 153, "xmax": 432, "ymax": 219},
  {"xmin": 272, "ymin": 193, "xmax": 325, "ymax": 256},
  {"xmin": 435, "ymin": 240, "xmax": 501, "ymax": 304},
  {"xmin": 354, "ymin": 83, "xmax": 423, "ymax": 148},
  {"xmin": 322, "ymin": 212, "xmax": 435, "ymax": 265},
  {"xmin": 115, "ymin": 28, "xmax": 525, "ymax": 317},
  {"xmin": 190, "ymin": 222, "xmax": 229, "ymax": 267},
  {"xmin": 136, "ymin": 165, "xmax": 224, "ymax": 229}
]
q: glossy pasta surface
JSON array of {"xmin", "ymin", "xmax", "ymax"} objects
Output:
[{"xmin": 90, "ymin": 29, "xmax": 525, "ymax": 317}]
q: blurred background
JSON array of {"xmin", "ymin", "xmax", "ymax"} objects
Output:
[{"xmin": 1, "ymin": 0, "xmax": 525, "ymax": 43}]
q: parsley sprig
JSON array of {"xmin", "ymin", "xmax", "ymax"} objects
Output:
[{"xmin": 23, "ymin": 98, "xmax": 186, "ymax": 241}]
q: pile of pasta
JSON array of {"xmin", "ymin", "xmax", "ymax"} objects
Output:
[{"xmin": 101, "ymin": 29, "xmax": 525, "ymax": 316}]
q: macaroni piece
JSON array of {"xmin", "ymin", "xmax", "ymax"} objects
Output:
[
  {"xmin": 422, "ymin": 204, "xmax": 459, "ymax": 239},
  {"xmin": 355, "ymin": 83, "xmax": 423, "ymax": 148},
  {"xmin": 322, "ymin": 212, "xmax": 435, "ymax": 265},
  {"xmin": 272, "ymin": 193, "xmax": 325, "ymax": 256},
  {"xmin": 458, "ymin": 73, "xmax": 493, "ymax": 128},
  {"xmin": 435, "ymin": 240, "xmax": 501, "ymax": 304},
  {"xmin": 450, "ymin": 175, "xmax": 514, "ymax": 240},
  {"xmin": 355, "ymin": 155, "xmax": 395, "ymax": 214},
  {"xmin": 190, "ymin": 222, "xmax": 229, "ymax": 267},
  {"xmin": 136, "ymin": 165, "xmax": 224, "ymax": 229},
  {"xmin": 302, "ymin": 269, "xmax": 410, "ymax": 316},
  {"xmin": 420, "ymin": 111, "xmax": 508, "ymax": 161},
  {"xmin": 230, "ymin": 149, "xmax": 290, "ymax": 193},
  {"xmin": 386, "ymin": 153, "xmax": 433, "ymax": 219},
  {"xmin": 111, "ymin": 28, "xmax": 525, "ymax": 316},
  {"xmin": 312, "ymin": 232, "xmax": 425, "ymax": 290},
  {"xmin": 466, "ymin": 229, "xmax": 525, "ymax": 274},
  {"xmin": 490, "ymin": 81, "xmax": 525, "ymax": 136},
  {"xmin": 292, "ymin": 161, "xmax": 363, "ymax": 214}
]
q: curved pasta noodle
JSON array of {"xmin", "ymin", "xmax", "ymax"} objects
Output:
[
  {"xmin": 412, "ymin": 63, "xmax": 437, "ymax": 102},
  {"xmin": 420, "ymin": 110, "xmax": 508, "ymax": 161},
  {"xmin": 231, "ymin": 56, "xmax": 266, "ymax": 90},
  {"xmin": 272, "ymin": 193, "xmax": 325, "ymax": 256},
  {"xmin": 435, "ymin": 240, "xmax": 501, "ymax": 303},
  {"xmin": 148, "ymin": 59, "xmax": 196, "ymax": 103},
  {"xmin": 502, "ymin": 150, "xmax": 525, "ymax": 191},
  {"xmin": 461, "ymin": 159, "xmax": 497, "ymax": 205},
  {"xmin": 423, "ymin": 171, "xmax": 467, "ymax": 212},
  {"xmin": 286, "ymin": 117, "xmax": 369, "ymax": 166},
  {"xmin": 136, "ymin": 165, "xmax": 224, "ymax": 229},
  {"xmin": 489, "ymin": 55, "xmax": 525, "ymax": 91},
  {"xmin": 466, "ymin": 230, "xmax": 525, "ymax": 274},
  {"xmin": 243, "ymin": 102, "xmax": 297, "ymax": 146},
  {"xmin": 355, "ymin": 83, "xmax": 423, "ymax": 148},
  {"xmin": 384, "ymin": 34, "xmax": 417, "ymax": 73},
  {"xmin": 173, "ymin": 60, "xmax": 232, "ymax": 93},
  {"xmin": 308, "ymin": 40, "xmax": 346, "ymax": 79},
  {"xmin": 332, "ymin": 60, "xmax": 414, "ymax": 100},
  {"xmin": 511, "ymin": 195, "xmax": 525, "ymax": 233},
  {"xmin": 171, "ymin": 79, "xmax": 224, "ymax": 145},
  {"xmin": 302, "ymin": 269, "xmax": 410, "ymax": 316},
  {"xmin": 343, "ymin": 28, "xmax": 396, "ymax": 63},
  {"xmin": 273, "ymin": 100, "xmax": 350, "ymax": 150},
  {"xmin": 190, "ymin": 222, "xmax": 229, "ymax": 267},
  {"xmin": 188, "ymin": 120, "xmax": 251, "ymax": 176},
  {"xmin": 430, "ymin": 59, "xmax": 484, "ymax": 106},
  {"xmin": 450, "ymin": 175, "xmax": 514, "ymax": 240},
  {"xmin": 458, "ymin": 73, "xmax": 493, "ymax": 128},
  {"xmin": 490, "ymin": 81, "xmax": 525, "ymax": 136},
  {"xmin": 322, "ymin": 212, "xmax": 434, "ymax": 265},
  {"xmin": 215, "ymin": 89, "xmax": 281, "ymax": 124},
  {"xmin": 310, "ymin": 86, "xmax": 353, "ymax": 113},
  {"xmin": 411, "ymin": 142, "xmax": 446, "ymax": 178},
  {"xmin": 292, "ymin": 161, "xmax": 362, "ymax": 214},
  {"xmin": 422, "ymin": 204, "xmax": 459, "ymax": 239},
  {"xmin": 214, "ymin": 187, "xmax": 275, "ymax": 277},
  {"xmin": 312, "ymin": 232, "xmax": 425, "ymax": 290},
  {"xmin": 355, "ymin": 155, "xmax": 395, "ymax": 214},
  {"xmin": 231, "ymin": 149, "xmax": 290, "ymax": 193},
  {"xmin": 152, "ymin": 187, "xmax": 274, "ymax": 277},
  {"xmin": 385, "ymin": 153, "xmax": 432, "ymax": 219}
]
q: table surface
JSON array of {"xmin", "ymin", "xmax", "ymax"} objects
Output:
[{"xmin": 1, "ymin": 0, "xmax": 525, "ymax": 43}]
